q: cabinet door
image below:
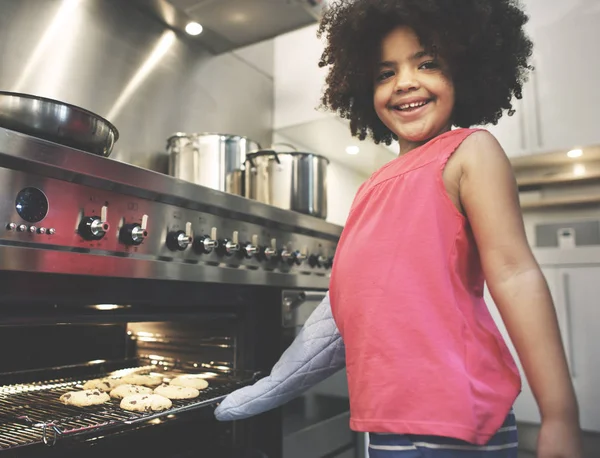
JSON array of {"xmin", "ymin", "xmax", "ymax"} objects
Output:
[
  {"xmin": 483, "ymin": 96, "xmax": 528, "ymax": 158},
  {"xmin": 555, "ymin": 266, "xmax": 600, "ymax": 432},
  {"xmin": 523, "ymin": 0, "xmax": 600, "ymax": 152}
]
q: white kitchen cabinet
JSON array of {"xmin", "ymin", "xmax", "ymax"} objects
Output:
[
  {"xmin": 483, "ymin": 96, "xmax": 528, "ymax": 158},
  {"xmin": 553, "ymin": 266, "xmax": 600, "ymax": 432},
  {"xmin": 483, "ymin": 1, "xmax": 600, "ymax": 157},
  {"xmin": 485, "ymin": 263, "xmax": 600, "ymax": 432},
  {"xmin": 522, "ymin": 0, "xmax": 600, "ymax": 153}
]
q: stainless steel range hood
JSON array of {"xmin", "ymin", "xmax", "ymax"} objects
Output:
[{"xmin": 133, "ymin": 0, "xmax": 326, "ymax": 54}]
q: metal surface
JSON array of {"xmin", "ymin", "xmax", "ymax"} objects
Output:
[
  {"xmin": 167, "ymin": 133, "xmax": 259, "ymax": 194},
  {"xmin": 0, "ymin": 128, "xmax": 340, "ymax": 288},
  {"xmin": 0, "ymin": 0, "xmax": 273, "ymax": 173},
  {"xmin": 0, "ymin": 365, "xmax": 259, "ymax": 449},
  {"xmin": 0, "ymin": 92, "xmax": 118, "ymax": 157},
  {"xmin": 281, "ymin": 290, "xmax": 328, "ymax": 328},
  {"xmin": 246, "ymin": 152, "xmax": 329, "ymax": 219},
  {"xmin": 137, "ymin": 0, "xmax": 320, "ymax": 54},
  {"xmin": 283, "ymin": 411, "xmax": 353, "ymax": 458}
]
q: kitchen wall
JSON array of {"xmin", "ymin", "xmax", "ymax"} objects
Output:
[{"xmin": 0, "ymin": 0, "xmax": 274, "ymax": 173}]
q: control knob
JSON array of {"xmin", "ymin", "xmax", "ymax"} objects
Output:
[
  {"xmin": 240, "ymin": 234, "xmax": 259, "ymax": 258},
  {"xmin": 294, "ymin": 247, "xmax": 308, "ymax": 265},
  {"xmin": 217, "ymin": 230, "xmax": 241, "ymax": 256},
  {"xmin": 166, "ymin": 221, "xmax": 192, "ymax": 251},
  {"xmin": 78, "ymin": 206, "xmax": 110, "ymax": 241},
  {"xmin": 193, "ymin": 227, "xmax": 218, "ymax": 254},
  {"xmin": 258, "ymin": 238, "xmax": 278, "ymax": 262},
  {"xmin": 308, "ymin": 254, "xmax": 328, "ymax": 268},
  {"xmin": 280, "ymin": 247, "xmax": 296, "ymax": 265},
  {"xmin": 120, "ymin": 214, "xmax": 149, "ymax": 246}
]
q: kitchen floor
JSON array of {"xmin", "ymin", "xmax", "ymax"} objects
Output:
[{"xmin": 517, "ymin": 452, "xmax": 535, "ymax": 458}]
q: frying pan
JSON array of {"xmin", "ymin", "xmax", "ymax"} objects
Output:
[{"xmin": 0, "ymin": 91, "xmax": 119, "ymax": 157}]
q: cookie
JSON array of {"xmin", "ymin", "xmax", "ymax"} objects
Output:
[
  {"xmin": 119, "ymin": 374, "xmax": 163, "ymax": 387},
  {"xmin": 109, "ymin": 384, "xmax": 153, "ymax": 399},
  {"xmin": 82, "ymin": 378, "xmax": 124, "ymax": 392},
  {"xmin": 60, "ymin": 389, "xmax": 110, "ymax": 407},
  {"xmin": 169, "ymin": 375, "xmax": 209, "ymax": 390},
  {"xmin": 120, "ymin": 394, "xmax": 172, "ymax": 412},
  {"xmin": 154, "ymin": 383, "xmax": 200, "ymax": 400}
]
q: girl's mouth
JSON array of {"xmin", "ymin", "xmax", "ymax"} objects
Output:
[{"xmin": 392, "ymin": 99, "xmax": 432, "ymax": 112}]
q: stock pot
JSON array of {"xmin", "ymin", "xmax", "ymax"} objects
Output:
[
  {"xmin": 244, "ymin": 149, "xmax": 329, "ymax": 219},
  {"xmin": 167, "ymin": 133, "xmax": 259, "ymax": 195}
]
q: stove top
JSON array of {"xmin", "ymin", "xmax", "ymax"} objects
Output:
[{"xmin": 0, "ymin": 128, "xmax": 340, "ymax": 289}]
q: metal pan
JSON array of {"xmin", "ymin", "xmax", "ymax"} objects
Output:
[{"xmin": 0, "ymin": 91, "xmax": 119, "ymax": 157}]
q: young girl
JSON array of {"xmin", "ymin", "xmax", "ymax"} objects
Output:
[
  {"xmin": 319, "ymin": 0, "xmax": 582, "ymax": 456},
  {"xmin": 216, "ymin": 1, "xmax": 583, "ymax": 456}
]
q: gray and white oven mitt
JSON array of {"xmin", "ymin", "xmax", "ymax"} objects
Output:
[{"xmin": 214, "ymin": 292, "xmax": 345, "ymax": 421}]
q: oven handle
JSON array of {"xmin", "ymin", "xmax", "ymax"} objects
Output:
[
  {"xmin": 283, "ymin": 291, "xmax": 327, "ymax": 309},
  {"xmin": 282, "ymin": 290, "xmax": 328, "ymax": 327}
]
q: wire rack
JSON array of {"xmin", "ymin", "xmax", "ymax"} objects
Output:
[{"xmin": 0, "ymin": 366, "xmax": 259, "ymax": 449}]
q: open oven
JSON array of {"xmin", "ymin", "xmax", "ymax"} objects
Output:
[{"xmin": 0, "ymin": 127, "xmax": 342, "ymax": 457}]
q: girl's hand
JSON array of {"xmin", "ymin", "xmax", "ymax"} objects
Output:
[{"xmin": 537, "ymin": 418, "xmax": 583, "ymax": 458}]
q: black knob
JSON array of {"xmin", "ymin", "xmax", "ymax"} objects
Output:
[
  {"xmin": 166, "ymin": 230, "xmax": 191, "ymax": 251},
  {"xmin": 280, "ymin": 249, "xmax": 296, "ymax": 265},
  {"xmin": 308, "ymin": 255, "xmax": 321, "ymax": 268},
  {"xmin": 78, "ymin": 216, "xmax": 109, "ymax": 241},
  {"xmin": 239, "ymin": 242, "xmax": 258, "ymax": 259},
  {"xmin": 216, "ymin": 239, "xmax": 240, "ymax": 256},
  {"xmin": 120, "ymin": 223, "xmax": 147, "ymax": 246},
  {"xmin": 323, "ymin": 256, "xmax": 334, "ymax": 269},
  {"xmin": 193, "ymin": 235, "xmax": 217, "ymax": 254}
]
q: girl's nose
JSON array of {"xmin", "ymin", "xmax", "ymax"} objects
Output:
[{"xmin": 394, "ymin": 70, "xmax": 420, "ymax": 92}]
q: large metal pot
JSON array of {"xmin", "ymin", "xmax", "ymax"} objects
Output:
[
  {"xmin": 245, "ymin": 150, "xmax": 329, "ymax": 219},
  {"xmin": 167, "ymin": 133, "xmax": 259, "ymax": 195},
  {"xmin": 0, "ymin": 91, "xmax": 119, "ymax": 156}
]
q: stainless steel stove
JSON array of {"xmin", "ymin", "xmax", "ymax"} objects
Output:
[
  {"xmin": 0, "ymin": 127, "xmax": 353, "ymax": 458},
  {"xmin": 0, "ymin": 127, "xmax": 340, "ymax": 287}
]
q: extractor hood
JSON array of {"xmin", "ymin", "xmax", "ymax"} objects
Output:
[{"xmin": 133, "ymin": 0, "xmax": 328, "ymax": 54}]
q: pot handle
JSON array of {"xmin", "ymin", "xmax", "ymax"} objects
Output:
[
  {"xmin": 246, "ymin": 149, "xmax": 281, "ymax": 167},
  {"xmin": 270, "ymin": 142, "xmax": 298, "ymax": 152}
]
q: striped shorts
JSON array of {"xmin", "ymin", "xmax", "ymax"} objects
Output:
[{"xmin": 368, "ymin": 410, "xmax": 518, "ymax": 457}]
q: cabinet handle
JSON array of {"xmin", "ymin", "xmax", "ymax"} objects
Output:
[
  {"xmin": 561, "ymin": 273, "xmax": 575, "ymax": 377},
  {"xmin": 531, "ymin": 68, "xmax": 543, "ymax": 149}
]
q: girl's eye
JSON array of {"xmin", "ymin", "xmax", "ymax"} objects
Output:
[
  {"xmin": 419, "ymin": 60, "xmax": 440, "ymax": 70},
  {"xmin": 376, "ymin": 71, "xmax": 394, "ymax": 82}
]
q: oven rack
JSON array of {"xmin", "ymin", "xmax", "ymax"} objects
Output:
[{"xmin": 0, "ymin": 369, "xmax": 260, "ymax": 449}]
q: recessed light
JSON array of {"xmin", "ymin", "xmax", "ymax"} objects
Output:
[
  {"xmin": 185, "ymin": 22, "xmax": 203, "ymax": 36},
  {"xmin": 346, "ymin": 146, "xmax": 360, "ymax": 155},
  {"xmin": 567, "ymin": 149, "xmax": 583, "ymax": 158},
  {"xmin": 573, "ymin": 164, "xmax": 586, "ymax": 176}
]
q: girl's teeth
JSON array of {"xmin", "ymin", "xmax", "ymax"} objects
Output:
[{"xmin": 398, "ymin": 101, "xmax": 429, "ymax": 110}]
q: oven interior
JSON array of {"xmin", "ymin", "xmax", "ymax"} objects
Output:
[{"xmin": 0, "ymin": 291, "xmax": 282, "ymax": 458}]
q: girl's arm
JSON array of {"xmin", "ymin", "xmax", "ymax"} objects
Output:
[{"xmin": 457, "ymin": 130, "xmax": 582, "ymax": 458}]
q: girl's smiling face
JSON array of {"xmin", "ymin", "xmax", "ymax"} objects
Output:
[{"xmin": 373, "ymin": 26, "xmax": 455, "ymax": 153}]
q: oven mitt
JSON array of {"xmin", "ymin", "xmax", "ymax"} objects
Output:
[{"xmin": 214, "ymin": 292, "xmax": 345, "ymax": 421}]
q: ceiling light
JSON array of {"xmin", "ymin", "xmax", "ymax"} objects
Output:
[
  {"xmin": 573, "ymin": 164, "xmax": 586, "ymax": 176},
  {"xmin": 346, "ymin": 146, "xmax": 360, "ymax": 155},
  {"xmin": 567, "ymin": 149, "xmax": 583, "ymax": 158},
  {"xmin": 185, "ymin": 22, "xmax": 203, "ymax": 36}
]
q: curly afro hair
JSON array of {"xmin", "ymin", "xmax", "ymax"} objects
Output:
[{"xmin": 317, "ymin": 0, "xmax": 534, "ymax": 145}]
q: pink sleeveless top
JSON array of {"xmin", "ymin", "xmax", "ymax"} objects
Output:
[{"xmin": 329, "ymin": 128, "xmax": 521, "ymax": 445}]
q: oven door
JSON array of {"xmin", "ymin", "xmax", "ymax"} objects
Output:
[{"xmin": 280, "ymin": 291, "xmax": 356, "ymax": 458}]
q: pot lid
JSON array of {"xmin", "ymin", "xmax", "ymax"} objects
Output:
[{"xmin": 246, "ymin": 150, "xmax": 330, "ymax": 164}]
